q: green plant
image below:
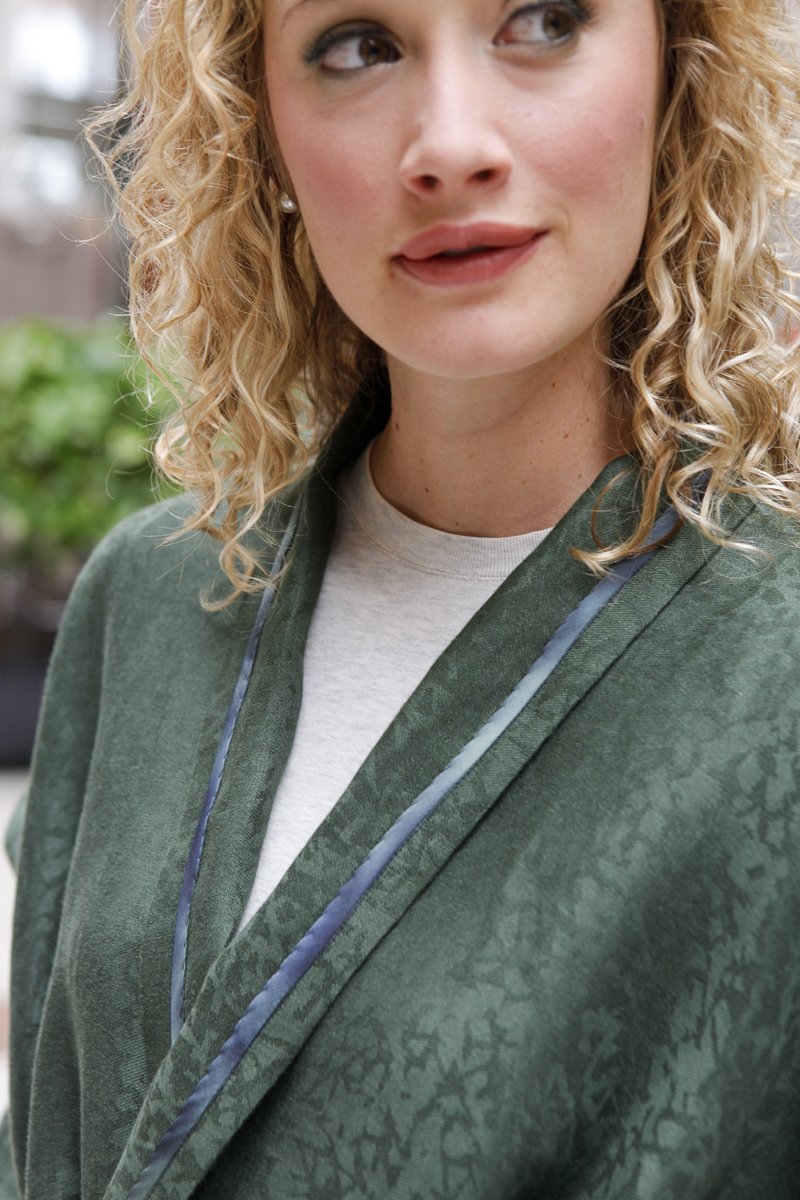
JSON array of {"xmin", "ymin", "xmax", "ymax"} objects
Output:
[{"xmin": 0, "ymin": 317, "xmax": 176, "ymax": 582}]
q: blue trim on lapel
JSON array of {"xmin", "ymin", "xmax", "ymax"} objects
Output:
[
  {"xmin": 170, "ymin": 509, "xmax": 300, "ymax": 1043},
  {"xmin": 131, "ymin": 500, "xmax": 680, "ymax": 1199}
]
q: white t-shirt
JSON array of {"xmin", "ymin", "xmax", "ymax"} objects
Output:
[{"xmin": 238, "ymin": 442, "xmax": 551, "ymax": 928}]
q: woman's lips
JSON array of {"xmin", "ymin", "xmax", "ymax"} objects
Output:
[
  {"xmin": 396, "ymin": 238, "xmax": 545, "ymax": 286},
  {"xmin": 393, "ymin": 223, "xmax": 547, "ymax": 288}
]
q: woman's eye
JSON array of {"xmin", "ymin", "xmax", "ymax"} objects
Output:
[
  {"xmin": 495, "ymin": 4, "xmax": 586, "ymax": 48},
  {"xmin": 307, "ymin": 28, "xmax": 400, "ymax": 73},
  {"xmin": 304, "ymin": 2, "xmax": 593, "ymax": 72}
]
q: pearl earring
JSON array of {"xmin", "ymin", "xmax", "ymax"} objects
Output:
[{"xmin": 278, "ymin": 192, "xmax": 298, "ymax": 214}]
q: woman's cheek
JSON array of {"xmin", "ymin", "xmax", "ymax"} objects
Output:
[
  {"xmin": 539, "ymin": 116, "xmax": 641, "ymax": 204},
  {"xmin": 287, "ymin": 128, "xmax": 387, "ymax": 251}
]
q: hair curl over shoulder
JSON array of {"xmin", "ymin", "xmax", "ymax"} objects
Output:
[{"xmin": 87, "ymin": 0, "xmax": 800, "ymax": 599}]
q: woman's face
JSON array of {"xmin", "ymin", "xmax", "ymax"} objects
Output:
[{"xmin": 264, "ymin": 0, "xmax": 663, "ymax": 383}]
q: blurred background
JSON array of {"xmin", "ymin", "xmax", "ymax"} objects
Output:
[{"xmin": 0, "ymin": 0, "xmax": 172, "ymax": 1109}]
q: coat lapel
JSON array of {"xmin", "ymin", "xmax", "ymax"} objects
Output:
[{"xmin": 107, "ymin": 417, "xmax": 754, "ymax": 1198}]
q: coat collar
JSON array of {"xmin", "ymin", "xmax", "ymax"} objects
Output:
[{"xmin": 109, "ymin": 393, "xmax": 752, "ymax": 1198}]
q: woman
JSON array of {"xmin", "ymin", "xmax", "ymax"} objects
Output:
[{"xmin": 3, "ymin": 0, "xmax": 800, "ymax": 1196}]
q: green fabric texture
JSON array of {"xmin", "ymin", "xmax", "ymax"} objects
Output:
[{"xmin": 3, "ymin": 394, "xmax": 800, "ymax": 1199}]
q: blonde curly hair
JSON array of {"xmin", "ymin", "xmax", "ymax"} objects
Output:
[{"xmin": 87, "ymin": 0, "xmax": 800, "ymax": 599}]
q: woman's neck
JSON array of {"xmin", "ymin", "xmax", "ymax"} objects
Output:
[{"xmin": 370, "ymin": 344, "xmax": 628, "ymax": 537}]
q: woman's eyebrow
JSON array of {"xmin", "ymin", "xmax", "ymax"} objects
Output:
[
  {"xmin": 281, "ymin": 0, "xmax": 344, "ymax": 30},
  {"xmin": 281, "ymin": 0, "xmax": 517, "ymax": 31}
]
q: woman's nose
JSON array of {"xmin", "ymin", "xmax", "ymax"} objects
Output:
[{"xmin": 398, "ymin": 65, "xmax": 513, "ymax": 200}]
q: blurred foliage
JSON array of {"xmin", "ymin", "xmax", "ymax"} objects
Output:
[{"xmin": 0, "ymin": 317, "xmax": 177, "ymax": 580}]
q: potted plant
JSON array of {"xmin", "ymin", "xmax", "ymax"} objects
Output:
[{"xmin": 0, "ymin": 317, "xmax": 174, "ymax": 766}]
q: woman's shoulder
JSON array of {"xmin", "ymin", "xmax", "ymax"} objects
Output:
[
  {"xmin": 684, "ymin": 498, "xmax": 800, "ymax": 657},
  {"xmin": 719, "ymin": 498, "xmax": 800, "ymax": 593},
  {"xmin": 69, "ymin": 493, "xmax": 228, "ymax": 620},
  {"xmin": 39, "ymin": 498, "xmax": 220, "ymax": 702},
  {"xmin": 82, "ymin": 492, "xmax": 206, "ymax": 572}
]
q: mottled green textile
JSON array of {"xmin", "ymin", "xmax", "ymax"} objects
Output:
[{"xmin": 3, "ymin": 401, "xmax": 800, "ymax": 1199}]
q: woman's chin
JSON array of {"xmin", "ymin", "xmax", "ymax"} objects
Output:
[{"xmin": 381, "ymin": 329, "xmax": 576, "ymax": 385}]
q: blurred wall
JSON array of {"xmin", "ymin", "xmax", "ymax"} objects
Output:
[
  {"xmin": 0, "ymin": 0, "xmax": 122, "ymax": 322},
  {"xmin": 0, "ymin": 218, "xmax": 122, "ymax": 323}
]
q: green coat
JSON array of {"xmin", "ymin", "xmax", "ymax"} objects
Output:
[{"xmin": 3, "ymin": 399, "xmax": 799, "ymax": 1199}]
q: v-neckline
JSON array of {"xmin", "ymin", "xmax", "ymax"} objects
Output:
[
  {"xmin": 182, "ymin": 434, "xmax": 647, "ymax": 1015},
  {"xmin": 139, "ymin": 383, "xmax": 653, "ymax": 1061}
]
